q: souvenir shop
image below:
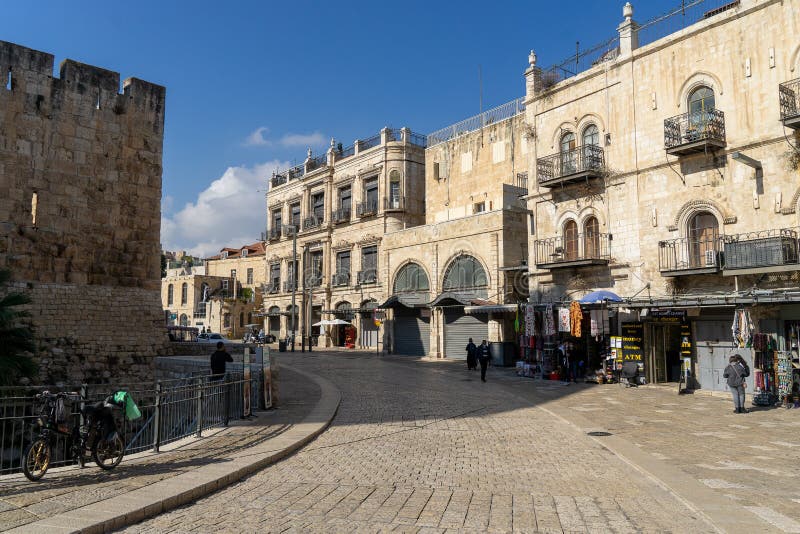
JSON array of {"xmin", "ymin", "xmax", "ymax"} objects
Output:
[
  {"xmin": 516, "ymin": 298, "xmax": 617, "ymax": 381},
  {"xmin": 747, "ymin": 305, "xmax": 800, "ymax": 408}
]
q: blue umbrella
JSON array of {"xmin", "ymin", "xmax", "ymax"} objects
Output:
[{"xmin": 580, "ymin": 290, "xmax": 623, "ymax": 304}]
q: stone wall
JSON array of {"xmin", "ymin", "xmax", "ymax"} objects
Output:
[{"xmin": 0, "ymin": 40, "xmax": 167, "ymax": 385}]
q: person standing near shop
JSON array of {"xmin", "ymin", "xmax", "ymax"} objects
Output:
[
  {"xmin": 465, "ymin": 338, "xmax": 478, "ymax": 371},
  {"xmin": 210, "ymin": 341, "xmax": 233, "ymax": 381},
  {"xmin": 723, "ymin": 354, "xmax": 750, "ymax": 413},
  {"xmin": 477, "ymin": 340, "xmax": 491, "ymax": 382}
]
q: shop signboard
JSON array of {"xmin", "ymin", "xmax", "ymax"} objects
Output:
[
  {"xmin": 621, "ymin": 322, "xmax": 644, "ymax": 362},
  {"xmin": 680, "ymin": 322, "xmax": 692, "ymax": 358},
  {"xmin": 649, "ymin": 309, "xmax": 686, "ymax": 323},
  {"xmin": 610, "ymin": 336, "xmax": 623, "ymax": 363}
]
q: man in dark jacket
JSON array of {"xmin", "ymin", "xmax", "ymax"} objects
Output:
[
  {"xmin": 723, "ymin": 354, "xmax": 750, "ymax": 413},
  {"xmin": 210, "ymin": 342, "xmax": 233, "ymax": 380},
  {"xmin": 465, "ymin": 338, "xmax": 478, "ymax": 370},
  {"xmin": 477, "ymin": 340, "xmax": 491, "ymax": 382}
]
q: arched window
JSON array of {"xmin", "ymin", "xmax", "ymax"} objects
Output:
[
  {"xmin": 167, "ymin": 284, "xmax": 174, "ymax": 306},
  {"xmin": 181, "ymin": 283, "xmax": 188, "ymax": 305},
  {"xmin": 563, "ymin": 220, "xmax": 579, "ymax": 261},
  {"xmin": 582, "ymin": 124, "xmax": 600, "ymax": 147},
  {"xmin": 179, "ymin": 314, "xmax": 188, "ymax": 327},
  {"xmin": 688, "ymin": 86, "xmax": 715, "ymax": 115},
  {"xmin": 388, "ymin": 169, "xmax": 402, "ymax": 209},
  {"xmin": 560, "ymin": 132, "xmax": 576, "ymax": 174},
  {"xmin": 443, "ymin": 255, "xmax": 487, "ymax": 291},
  {"xmin": 393, "ymin": 263, "xmax": 430, "ymax": 293},
  {"xmin": 688, "ymin": 211, "xmax": 719, "ymax": 268},
  {"xmin": 335, "ymin": 301, "xmax": 354, "ymax": 321},
  {"xmin": 584, "ymin": 217, "xmax": 600, "ymax": 259}
]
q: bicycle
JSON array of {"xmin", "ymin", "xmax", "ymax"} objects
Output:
[{"xmin": 22, "ymin": 391, "xmax": 125, "ymax": 481}]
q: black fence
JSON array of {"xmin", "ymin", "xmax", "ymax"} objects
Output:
[{"xmin": 664, "ymin": 109, "xmax": 726, "ymax": 149}]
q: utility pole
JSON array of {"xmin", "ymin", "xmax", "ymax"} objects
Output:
[{"xmin": 287, "ymin": 224, "xmax": 297, "ymax": 352}]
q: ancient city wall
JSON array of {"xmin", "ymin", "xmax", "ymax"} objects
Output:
[{"xmin": 0, "ymin": 40, "xmax": 167, "ymax": 384}]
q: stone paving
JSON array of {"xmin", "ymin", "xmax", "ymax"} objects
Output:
[
  {"xmin": 122, "ymin": 353, "xmax": 738, "ymax": 533},
  {"xmin": 0, "ymin": 366, "xmax": 320, "ymax": 532}
]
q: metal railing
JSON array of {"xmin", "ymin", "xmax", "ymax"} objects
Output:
[
  {"xmin": 360, "ymin": 133, "xmax": 382, "ymax": 151},
  {"xmin": 0, "ymin": 370, "xmax": 265, "ymax": 476},
  {"xmin": 305, "ymin": 275, "xmax": 323, "ymax": 288},
  {"xmin": 427, "ymin": 98, "xmax": 525, "ymax": 147},
  {"xmin": 535, "ymin": 36, "xmax": 619, "ymax": 92},
  {"xmin": 332, "ymin": 272, "xmax": 350, "ymax": 287},
  {"xmin": 268, "ymin": 227, "xmax": 281, "ymax": 240},
  {"xmin": 336, "ymin": 143, "xmax": 355, "ymax": 160},
  {"xmin": 537, "ymin": 145, "xmax": 604, "ymax": 184},
  {"xmin": 332, "ymin": 207, "xmax": 351, "ymax": 224},
  {"xmin": 779, "ymin": 78, "xmax": 800, "ymax": 122},
  {"xmin": 408, "ymin": 131, "xmax": 428, "ymax": 148},
  {"xmin": 514, "ymin": 172, "xmax": 529, "ymax": 194},
  {"xmin": 284, "ymin": 223, "xmax": 300, "ymax": 237},
  {"xmin": 283, "ymin": 280, "xmax": 297, "ymax": 293},
  {"xmin": 357, "ymin": 270, "xmax": 378, "ymax": 285},
  {"xmin": 383, "ymin": 196, "xmax": 405, "ymax": 211},
  {"xmin": 303, "ymin": 215, "xmax": 324, "ymax": 231},
  {"xmin": 386, "ymin": 128, "xmax": 403, "ymax": 142},
  {"xmin": 723, "ymin": 228, "xmax": 799, "ymax": 270},
  {"xmin": 273, "ymin": 163, "xmax": 305, "ymax": 186},
  {"xmin": 638, "ymin": 0, "xmax": 741, "ymax": 50},
  {"xmin": 356, "ymin": 200, "xmax": 378, "ymax": 217},
  {"xmin": 535, "ymin": 233, "xmax": 611, "ymax": 266},
  {"xmin": 308, "ymin": 153, "xmax": 328, "ymax": 171},
  {"xmin": 658, "ymin": 235, "xmax": 724, "ymax": 272},
  {"xmin": 267, "ymin": 282, "xmax": 280, "ymax": 294},
  {"xmin": 664, "ymin": 109, "xmax": 726, "ymax": 149},
  {"xmin": 270, "ymin": 174, "xmax": 287, "ymax": 188}
]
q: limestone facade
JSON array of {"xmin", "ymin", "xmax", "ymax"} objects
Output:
[
  {"xmin": 261, "ymin": 128, "xmax": 426, "ymax": 348},
  {"xmin": 0, "ymin": 40, "xmax": 166, "ymax": 384}
]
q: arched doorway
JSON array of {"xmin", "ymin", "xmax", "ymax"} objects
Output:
[
  {"xmin": 688, "ymin": 211, "xmax": 719, "ymax": 268},
  {"xmin": 268, "ymin": 306, "xmax": 281, "ymax": 340},
  {"xmin": 360, "ymin": 299, "xmax": 379, "ymax": 348},
  {"xmin": 334, "ymin": 301, "xmax": 354, "ymax": 347},
  {"xmin": 441, "ymin": 255, "xmax": 489, "ymax": 360},
  {"xmin": 563, "ymin": 219, "xmax": 579, "ymax": 261},
  {"xmin": 391, "ymin": 263, "xmax": 430, "ymax": 356}
]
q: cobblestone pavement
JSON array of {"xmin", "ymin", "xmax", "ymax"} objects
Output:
[
  {"xmin": 0, "ymin": 366, "xmax": 320, "ymax": 532},
  {"xmin": 123, "ymin": 353, "xmax": 732, "ymax": 533}
]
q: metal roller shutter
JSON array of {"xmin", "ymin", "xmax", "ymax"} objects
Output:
[
  {"xmin": 444, "ymin": 309, "xmax": 488, "ymax": 360},
  {"xmin": 360, "ymin": 318, "xmax": 378, "ymax": 347},
  {"xmin": 393, "ymin": 310, "xmax": 430, "ymax": 356},
  {"xmin": 268, "ymin": 316, "xmax": 280, "ymax": 339}
]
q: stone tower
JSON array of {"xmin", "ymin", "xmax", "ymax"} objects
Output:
[{"xmin": 0, "ymin": 40, "xmax": 167, "ymax": 384}]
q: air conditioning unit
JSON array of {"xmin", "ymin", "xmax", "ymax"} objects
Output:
[{"xmin": 705, "ymin": 249, "xmax": 717, "ymax": 266}]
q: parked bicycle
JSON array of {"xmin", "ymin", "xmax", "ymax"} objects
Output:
[{"xmin": 23, "ymin": 391, "xmax": 125, "ymax": 481}]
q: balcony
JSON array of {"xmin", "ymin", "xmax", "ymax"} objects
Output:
[
  {"xmin": 283, "ymin": 280, "xmax": 297, "ymax": 293},
  {"xmin": 332, "ymin": 207, "xmax": 351, "ymax": 224},
  {"xmin": 303, "ymin": 215, "xmax": 324, "ymax": 231},
  {"xmin": 356, "ymin": 200, "xmax": 378, "ymax": 218},
  {"xmin": 268, "ymin": 227, "xmax": 281, "ymax": 240},
  {"xmin": 306, "ymin": 275, "xmax": 323, "ymax": 289},
  {"xmin": 332, "ymin": 272, "xmax": 350, "ymax": 287},
  {"xmin": 779, "ymin": 78, "xmax": 800, "ymax": 129},
  {"xmin": 513, "ymin": 172, "xmax": 529, "ymax": 196},
  {"xmin": 658, "ymin": 236, "xmax": 723, "ymax": 276},
  {"xmin": 664, "ymin": 109, "xmax": 726, "ymax": 156},
  {"xmin": 271, "ymin": 164, "xmax": 304, "ymax": 188},
  {"xmin": 383, "ymin": 196, "xmax": 405, "ymax": 212},
  {"xmin": 283, "ymin": 223, "xmax": 300, "ymax": 237},
  {"xmin": 537, "ymin": 145, "xmax": 604, "ymax": 188},
  {"xmin": 723, "ymin": 228, "xmax": 800, "ymax": 275},
  {"xmin": 534, "ymin": 233, "xmax": 611, "ymax": 269},
  {"xmin": 356, "ymin": 270, "xmax": 378, "ymax": 285},
  {"xmin": 267, "ymin": 282, "xmax": 280, "ymax": 294}
]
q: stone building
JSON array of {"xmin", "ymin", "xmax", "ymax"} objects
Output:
[
  {"xmin": 524, "ymin": 0, "xmax": 800, "ymax": 389},
  {"xmin": 262, "ymin": 128, "xmax": 426, "ymax": 348},
  {"xmin": 381, "ymin": 104, "xmax": 530, "ymax": 359},
  {"xmin": 0, "ymin": 40, "xmax": 166, "ymax": 384}
]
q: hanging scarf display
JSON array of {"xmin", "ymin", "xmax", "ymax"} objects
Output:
[
  {"xmin": 732, "ymin": 308, "xmax": 754, "ymax": 348},
  {"xmin": 590, "ymin": 309, "xmax": 609, "ymax": 336},
  {"xmin": 558, "ymin": 307, "xmax": 571, "ymax": 332},
  {"xmin": 570, "ymin": 301, "xmax": 582, "ymax": 338},
  {"xmin": 525, "ymin": 303, "xmax": 535, "ymax": 336},
  {"xmin": 544, "ymin": 304, "xmax": 556, "ymax": 336}
]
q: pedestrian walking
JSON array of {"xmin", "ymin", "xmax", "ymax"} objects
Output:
[
  {"xmin": 723, "ymin": 354, "xmax": 750, "ymax": 413},
  {"xmin": 210, "ymin": 341, "xmax": 233, "ymax": 381},
  {"xmin": 478, "ymin": 340, "xmax": 491, "ymax": 382},
  {"xmin": 465, "ymin": 338, "xmax": 478, "ymax": 371}
]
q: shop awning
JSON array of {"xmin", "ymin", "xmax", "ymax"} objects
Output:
[
  {"xmin": 607, "ymin": 291, "xmax": 800, "ymax": 309},
  {"xmin": 379, "ymin": 294, "xmax": 430, "ymax": 309},
  {"xmin": 464, "ymin": 304, "xmax": 518, "ymax": 315},
  {"xmin": 429, "ymin": 291, "xmax": 475, "ymax": 307}
]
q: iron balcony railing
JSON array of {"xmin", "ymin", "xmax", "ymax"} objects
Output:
[
  {"xmin": 332, "ymin": 272, "xmax": 350, "ymax": 287},
  {"xmin": 272, "ymin": 163, "xmax": 305, "ymax": 187},
  {"xmin": 332, "ymin": 207, "xmax": 351, "ymax": 224},
  {"xmin": 283, "ymin": 223, "xmax": 300, "ymax": 237},
  {"xmin": 664, "ymin": 109, "xmax": 726, "ymax": 149},
  {"xmin": 336, "ymin": 143, "xmax": 355, "ymax": 160},
  {"xmin": 386, "ymin": 128, "xmax": 403, "ymax": 142},
  {"xmin": 537, "ymin": 145, "xmax": 604, "ymax": 185},
  {"xmin": 427, "ymin": 98, "xmax": 525, "ymax": 147},
  {"xmin": 723, "ymin": 228, "xmax": 799, "ymax": 270},
  {"xmin": 268, "ymin": 227, "xmax": 281, "ymax": 240},
  {"xmin": 356, "ymin": 200, "xmax": 379, "ymax": 217},
  {"xmin": 305, "ymin": 275, "xmax": 323, "ymax": 288},
  {"xmin": 0, "ymin": 370, "xmax": 266, "ymax": 476},
  {"xmin": 534, "ymin": 233, "xmax": 611, "ymax": 267},
  {"xmin": 514, "ymin": 172, "xmax": 529, "ymax": 194},
  {"xmin": 308, "ymin": 153, "xmax": 328, "ymax": 171},
  {"xmin": 658, "ymin": 236, "xmax": 724, "ymax": 273},
  {"xmin": 383, "ymin": 196, "xmax": 405, "ymax": 211},
  {"xmin": 283, "ymin": 280, "xmax": 297, "ymax": 293},
  {"xmin": 303, "ymin": 215, "xmax": 324, "ymax": 231},
  {"xmin": 267, "ymin": 282, "xmax": 280, "ymax": 294},
  {"xmin": 408, "ymin": 131, "xmax": 428, "ymax": 148},
  {"xmin": 360, "ymin": 133, "xmax": 382, "ymax": 151},
  {"xmin": 357, "ymin": 270, "xmax": 378, "ymax": 285},
  {"xmin": 779, "ymin": 78, "xmax": 800, "ymax": 123},
  {"xmin": 270, "ymin": 174, "xmax": 287, "ymax": 188}
]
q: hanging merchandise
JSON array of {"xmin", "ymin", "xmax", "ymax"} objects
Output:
[
  {"xmin": 525, "ymin": 303, "xmax": 535, "ymax": 337},
  {"xmin": 544, "ymin": 304, "xmax": 556, "ymax": 336},
  {"xmin": 558, "ymin": 307, "xmax": 571, "ymax": 332},
  {"xmin": 732, "ymin": 308, "xmax": 754, "ymax": 348},
  {"xmin": 570, "ymin": 301, "xmax": 582, "ymax": 337},
  {"xmin": 590, "ymin": 309, "xmax": 609, "ymax": 336}
]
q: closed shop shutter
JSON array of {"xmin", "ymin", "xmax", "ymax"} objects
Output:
[
  {"xmin": 361, "ymin": 318, "xmax": 378, "ymax": 347},
  {"xmin": 444, "ymin": 310, "xmax": 488, "ymax": 360},
  {"xmin": 268, "ymin": 316, "xmax": 280, "ymax": 339},
  {"xmin": 394, "ymin": 310, "xmax": 430, "ymax": 356},
  {"xmin": 694, "ymin": 318, "xmax": 752, "ymax": 392}
]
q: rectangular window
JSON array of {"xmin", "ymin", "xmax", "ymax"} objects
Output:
[
  {"xmin": 270, "ymin": 263, "xmax": 280, "ymax": 290},
  {"xmin": 364, "ymin": 178, "xmax": 378, "ymax": 208},
  {"xmin": 361, "ymin": 245, "xmax": 377, "ymax": 283},
  {"xmin": 271, "ymin": 210, "xmax": 282, "ymax": 234},
  {"xmin": 336, "ymin": 251, "xmax": 351, "ymax": 285},
  {"xmin": 311, "ymin": 191, "xmax": 325, "ymax": 220},
  {"xmin": 290, "ymin": 203, "xmax": 301, "ymax": 227},
  {"xmin": 339, "ymin": 186, "xmax": 351, "ymax": 211},
  {"xmin": 230, "ymin": 269, "xmax": 237, "ymax": 280},
  {"xmin": 246, "ymin": 268, "xmax": 254, "ymax": 285},
  {"xmin": 473, "ymin": 202, "xmax": 485, "ymax": 214},
  {"xmin": 308, "ymin": 250, "xmax": 323, "ymax": 286}
]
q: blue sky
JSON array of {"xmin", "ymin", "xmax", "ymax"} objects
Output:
[{"xmin": 5, "ymin": 1, "xmax": 679, "ymax": 257}]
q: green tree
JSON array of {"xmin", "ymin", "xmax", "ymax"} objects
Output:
[{"xmin": 0, "ymin": 269, "xmax": 37, "ymax": 386}]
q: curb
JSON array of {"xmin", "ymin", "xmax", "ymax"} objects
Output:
[{"xmin": 9, "ymin": 363, "xmax": 341, "ymax": 534}]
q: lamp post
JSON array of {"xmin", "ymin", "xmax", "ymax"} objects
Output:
[{"xmin": 283, "ymin": 223, "xmax": 298, "ymax": 352}]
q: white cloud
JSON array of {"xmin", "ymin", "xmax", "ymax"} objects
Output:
[
  {"xmin": 280, "ymin": 131, "xmax": 327, "ymax": 148},
  {"xmin": 244, "ymin": 126, "xmax": 271, "ymax": 147},
  {"xmin": 161, "ymin": 160, "xmax": 287, "ymax": 258}
]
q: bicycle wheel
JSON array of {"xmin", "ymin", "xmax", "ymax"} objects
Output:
[
  {"xmin": 22, "ymin": 438, "xmax": 51, "ymax": 481},
  {"xmin": 92, "ymin": 433, "xmax": 124, "ymax": 470}
]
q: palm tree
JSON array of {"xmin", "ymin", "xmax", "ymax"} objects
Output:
[{"xmin": 0, "ymin": 269, "xmax": 37, "ymax": 386}]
